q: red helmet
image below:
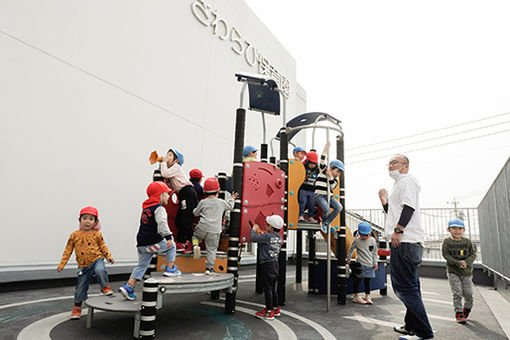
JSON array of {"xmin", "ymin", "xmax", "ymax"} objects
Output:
[
  {"xmin": 80, "ymin": 206, "xmax": 98, "ymax": 218},
  {"xmin": 189, "ymin": 169, "xmax": 203, "ymax": 179},
  {"xmin": 306, "ymin": 151, "xmax": 319, "ymax": 163},
  {"xmin": 203, "ymin": 177, "xmax": 220, "ymax": 193}
]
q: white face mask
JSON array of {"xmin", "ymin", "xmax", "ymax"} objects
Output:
[{"xmin": 389, "ymin": 169, "xmax": 400, "ymax": 180}]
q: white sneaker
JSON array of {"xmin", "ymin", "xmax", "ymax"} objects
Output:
[
  {"xmin": 205, "ymin": 268, "xmax": 215, "ymax": 275},
  {"xmin": 193, "ymin": 245, "xmax": 201, "ymax": 259}
]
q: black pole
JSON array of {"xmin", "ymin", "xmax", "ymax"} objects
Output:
[
  {"xmin": 277, "ymin": 128, "xmax": 288, "ymax": 306},
  {"xmin": 296, "ymin": 230, "xmax": 302, "ymax": 283},
  {"xmin": 255, "ymin": 143, "xmax": 269, "ymax": 294},
  {"xmin": 260, "ymin": 143, "xmax": 268, "ymax": 163},
  {"xmin": 139, "ymin": 277, "xmax": 158, "ymax": 339},
  {"xmin": 308, "ymin": 230, "xmax": 316, "ymax": 294},
  {"xmin": 336, "ymin": 135, "xmax": 346, "ymax": 305},
  {"xmin": 225, "ymin": 108, "xmax": 245, "ymax": 314},
  {"xmin": 269, "ymin": 156, "xmax": 276, "ymax": 164},
  {"xmin": 379, "ymin": 240, "xmax": 388, "ymax": 296}
]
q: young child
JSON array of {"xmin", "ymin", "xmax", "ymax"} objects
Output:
[
  {"xmin": 243, "ymin": 145, "xmax": 258, "ymax": 162},
  {"xmin": 57, "ymin": 206, "xmax": 114, "ymax": 319},
  {"xmin": 189, "ymin": 168, "xmax": 205, "ymax": 200},
  {"xmin": 251, "ymin": 215, "xmax": 283, "ymax": 320},
  {"xmin": 298, "ymin": 151, "xmax": 319, "ymax": 222},
  {"xmin": 292, "ymin": 146, "xmax": 306, "ymax": 161},
  {"xmin": 314, "ymin": 141, "xmax": 344, "ymax": 233},
  {"xmin": 192, "ymin": 177, "xmax": 238, "ymax": 274},
  {"xmin": 442, "ymin": 218, "xmax": 477, "ymax": 324},
  {"xmin": 346, "ymin": 222, "xmax": 378, "ymax": 304},
  {"xmin": 119, "ymin": 181, "xmax": 181, "ymax": 301},
  {"xmin": 159, "ymin": 148, "xmax": 198, "ymax": 253}
]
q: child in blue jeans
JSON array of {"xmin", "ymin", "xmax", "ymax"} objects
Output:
[{"xmin": 119, "ymin": 181, "xmax": 181, "ymax": 301}]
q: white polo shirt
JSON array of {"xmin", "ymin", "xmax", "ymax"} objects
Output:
[{"xmin": 386, "ymin": 173, "xmax": 425, "ymax": 244}]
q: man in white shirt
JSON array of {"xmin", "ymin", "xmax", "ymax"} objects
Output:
[{"xmin": 378, "ymin": 155, "xmax": 433, "ymax": 340}]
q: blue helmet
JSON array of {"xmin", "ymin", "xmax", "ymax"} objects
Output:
[
  {"xmin": 293, "ymin": 146, "xmax": 306, "ymax": 154},
  {"xmin": 358, "ymin": 222, "xmax": 371, "ymax": 235},
  {"xmin": 243, "ymin": 145, "xmax": 258, "ymax": 157},
  {"xmin": 448, "ymin": 218, "xmax": 465, "ymax": 228},
  {"xmin": 170, "ymin": 149, "xmax": 184, "ymax": 165},
  {"xmin": 330, "ymin": 159, "xmax": 344, "ymax": 171}
]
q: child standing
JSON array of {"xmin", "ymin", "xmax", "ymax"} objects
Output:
[
  {"xmin": 189, "ymin": 168, "xmax": 205, "ymax": 200},
  {"xmin": 159, "ymin": 148, "xmax": 198, "ymax": 253},
  {"xmin": 314, "ymin": 141, "xmax": 344, "ymax": 233},
  {"xmin": 346, "ymin": 222, "xmax": 378, "ymax": 304},
  {"xmin": 442, "ymin": 218, "xmax": 477, "ymax": 324},
  {"xmin": 298, "ymin": 151, "xmax": 319, "ymax": 222},
  {"xmin": 192, "ymin": 177, "xmax": 238, "ymax": 274},
  {"xmin": 57, "ymin": 206, "xmax": 114, "ymax": 319},
  {"xmin": 251, "ymin": 215, "xmax": 283, "ymax": 320},
  {"xmin": 119, "ymin": 181, "xmax": 181, "ymax": 301}
]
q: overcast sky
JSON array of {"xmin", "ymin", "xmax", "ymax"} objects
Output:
[{"xmin": 245, "ymin": 0, "xmax": 510, "ymax": 209}]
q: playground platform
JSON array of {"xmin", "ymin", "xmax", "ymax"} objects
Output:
[{"xmin": 1, "ymin": 265, "xmax": 509, "ymax": 340}]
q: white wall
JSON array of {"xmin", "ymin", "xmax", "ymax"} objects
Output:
[{"xmin": 0, "ymin": 0, "xmax": 306, "ymax": 267}]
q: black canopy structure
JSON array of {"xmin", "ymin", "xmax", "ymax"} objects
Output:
[{"xmin": 275, "ymin": 112, "xmax": 342, "ymax": 141}]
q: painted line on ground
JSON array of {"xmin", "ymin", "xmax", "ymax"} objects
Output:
[
  {"xmin": 421, "ymin": 291, "xmax": 441, "ymax": 296},
  {"xmin": 0, "ymin": 294, "xmax": 101, "ymax": 311},
  {"xmin": 218, "ymin": 298, "xmax": 336, "ymax": 340},
  {"xmin": 399, "ymin": 310, "xmax": 452, "ymax": 322},
  {"xmin": 343, "ymin": 314, "xmax": 396, "ymax": 328},
  {"xmin": 201, "ymin": 301, "xmax": 297, "ymax": 340},
  {"xmin": 185, "ymin": 306, "xmax": 251, "ymax": 340},
  {"xmin": 423, "ymin": 298, "xmax": 452, "ymax": 305}
]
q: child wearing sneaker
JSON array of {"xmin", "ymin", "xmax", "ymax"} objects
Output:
[
  {"xmin": 298, "ymin": 151, "xmax": 319, "ymax": 223},
  {"xmin": 251, "ymin": 215, "xmax": 283, "ymax": 320},
  {"xmin": 442, "ymin": 218, "xmax": 476, "ymax": 324},
  {"xmin": 57, "ymin": 206, "xmax": 114, "ymax": 319},
  {"xmin": 346, "ymin": 222, "xmax": 378, "ymax": 304},
  {"xmin": 192, "ymin": 177, "xmax": 237, "ymax": 274},
  {"xmin": 314, "ymin": 141, "xmax": 343, "ymax": 233},
  {"xmin": 159, "ymin": 148, "xmax": 198, "ymax": 254},
  {"xmin": 119, "ymin": 181, "xmax": 181, "ymax": 301}
]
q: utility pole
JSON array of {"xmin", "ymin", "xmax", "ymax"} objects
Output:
[{"xmin": 446, "ymin": 197, "xmax": 463, "ymax": 219}]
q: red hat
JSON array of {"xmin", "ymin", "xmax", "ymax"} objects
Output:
[
  {"xmin": 143, "ymin": 181, "xmax": 171, "ymax": 208},
  {"xmin": 189, "ymin": 169, "xmax": 203, "ymax": 179},
  {"xmin": 80, "ymin": 206, "xmax": 98, "ymax": 218},
  {"xmin": 306, "ymin": 151, "xmax": 319, "ymax": 163},
  {"xmin": 203, "ymin": 177, "xmax": 220, "ymax": 193}
]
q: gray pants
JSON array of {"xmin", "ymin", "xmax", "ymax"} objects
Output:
[
  {"xmin": 447, "ymin": 272, "xmax": 474, "ymax": 313},
  {"xmin": 192, "ymin": 229, "xmax": 220, "ymax": 270}
]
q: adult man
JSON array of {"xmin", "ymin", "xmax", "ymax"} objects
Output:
[{"xmin": 378, "ymin": 155, "xmax": 434, "ymax": 340}]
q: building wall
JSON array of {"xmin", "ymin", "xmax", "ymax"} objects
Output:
[{"xmin": 0, "ymin": 0, "xmax": 306, "ymax": 268}]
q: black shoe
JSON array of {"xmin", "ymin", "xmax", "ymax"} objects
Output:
[
  {"xmin": 462, "ymin": 307, "xmax": 471, "ymax": 319},
  {"xmin": 456, "ymin": 312, "xmax": 467, "ymax": 324},
  {"xmin": 394, "ymin": 324, "xmax": 415, "ymax": 335}
]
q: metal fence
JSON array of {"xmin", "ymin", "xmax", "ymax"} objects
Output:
[
  {"xmin": 478, "ymin": 157, "xmax": 510, "ymax": 283},
  {"xmin": 309, "ymin": 207, "xmax": 481, "ymax": 263}
]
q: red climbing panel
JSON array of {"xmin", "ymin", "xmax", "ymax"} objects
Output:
[{"xmin": 240, "ymin": 162, "xmax": 285, "ymax": 243}]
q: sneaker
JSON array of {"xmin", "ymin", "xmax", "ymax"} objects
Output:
[
  {"xmin": 183, "ymin": 241, "xmax": 193, "ymax": 254},
  {"xmin": 164, "ymin": 264, "xmax": 182, "ymax": 276},
  {"xmin": 70, "ymin": 306, "xmax": 81, "ymax": 320},
  {"xmin": 176, "ymin": 242, "xmax": 185, "ymax": 252},
  {"xmin": 393, "ymin": 324, "xmax": 415, "ymax": 336},
  {"xmin": 308, "ymin": 216, "xmax": 318, "ymax": 223},
  {"xmin": 273, "ymin": 307, "xmax": 281, "ymax": 317},
  {"xmin": 100, "ymin": 284, "xmax": 113, "ymax": 296},
  {"xmin": 298, "ymin": 216, "xmax": 305, "ymax": 221},
  {"xmin": 255, "ymin": 308, "xmax": 275, "ymax": 320},
  {"xmin": 205, "ymin": 268, "xmax": 216, "ymax": 275},
  {"xmin": 193, "ymin": 245, "xmax": 201, "ymax": 259},
  {"xmin": 364, "ymin": 295, "xmax": 373, "ymax": 305},
  {"xmin": 456, "ymin": 312, "xmax": 467, "ymax": 324},
  {"xmin": 399, "ymin": 336, "xmax": 431, "ymax": 340},
  {"xmin": 352, "ymin": 295, "xmax": 367, "ymax": 304},
  {"xmin": 119, "ymin": 282, "xmax": 137, "ymax": 301},
  {"xmin": 462, "ymin": 307, "xmax": 471, "ymax": 319}
]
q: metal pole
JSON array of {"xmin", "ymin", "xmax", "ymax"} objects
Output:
[
  {"xmin": 225, "ymin": 107, "xmax": 245, "ymax": 314},
  {"xmin": 336, "ymin": 134, "xmax": 346, "ymax": 305},
  {"xmin": 278, "ymin": 126, "xmax": 288, "ymax": 306},
  {"xmin": 326, "ymin": 128, "xmax": 331, "ymax": 312},
  {"xmin": 296, "ymin": 230, "xmax": 302, "ymax": 283},
  {"xmin": 139, "ymin": 277, "xmax": 159, "ymax": 339},
  {"xmin": 260, "ymin": 143, "xmax": 268, "ymax": 163}
]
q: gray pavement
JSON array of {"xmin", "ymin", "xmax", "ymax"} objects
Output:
[{"xmin": 0, "ymin": 265, "xmax": 508, "ymax": 340}]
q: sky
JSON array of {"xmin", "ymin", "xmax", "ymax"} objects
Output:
[{"xmin": 244, "ymin": 0, "xmax": 510, "ymax": 209}]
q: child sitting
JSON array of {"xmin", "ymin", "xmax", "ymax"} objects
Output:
[
  {"xmin": 119, "ymin": 181, "xmax": 181, "ymax": 301},
  {"xmin": 314, "ymin": 141, "xmax": 344, "ymax": 233},
  {"xmin": 159, "ymin": 148, "xmax": 198, "ymax": 253},
  {"xmin": 192, "ymin": 177, "xmax": 238, "ymax": 274},
  {"xmin": 298, "ymin": 151, "xmax": 319, "ymax": 222},
  {"xmin": 292, "ymin": 146, "xmax": 306, "ymax": 161},
  {"xmin": 346, "ymin": 222, "xmax": 378, "ymax": 304},
  {"xmin": 442, "ymin": 218, "xmax": 477, "ymax": 324},
  {"xmin": 57, "ymin": 206, "xmax": 114, "ymax": 319},
  {"xmin": 189, "ymin": 168, "xmax": 205, "ymax": 200},
  {"xmin": 243, "ymin": 145, "xmax": 258, "ymax": 162},
  {"xmin": 251, "ymin": 215, "xmax": 284, "ymax": 320}
]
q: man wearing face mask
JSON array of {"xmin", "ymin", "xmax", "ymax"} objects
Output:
[{"xmin": 378, "ymin": 155, "xmax": 433, "ymax": 340}]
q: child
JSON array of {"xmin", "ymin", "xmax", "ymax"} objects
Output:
[
  {"xmin": 292, "ymin": 146, "xmax": 306, "ymax": 161},
  {"xmin": 251, "ymin": 215, "xmax": 283, "ymax": 320},
  {"xmin": 243, "ymin": 145, "xmax": 258, "ymax": 162},
  {"xmin": 57, "ymin": 206, "xmax": 114, "ymax": 319},
  {"xmin": 442, "ymin": 218, "xmax": 477, "ymax": 324},
  {"xmin": 119, "ymin": 181, "xmax": 181, "ymax": 301},
  {"xmin": 192, "ymin": 177, "xmax": 238, "ymax": 274},
  {"xmin": 314, "ymin": 141, "xmax": 344, "ymax": 233},
  {"xmin": 346, "ymin": 222, "xmax": 378, "ymax": 304},
  {"xmin": 298, "ymin": 151, "xmax": 319, "ymax": 222},
  {"xmin": 159, "ymin": 148, "xmax": 198, "ymax": 253},
  {"xmin": 189, "ymin": 168, "xmax": 205, "ymax": 200}
]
